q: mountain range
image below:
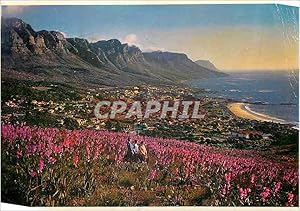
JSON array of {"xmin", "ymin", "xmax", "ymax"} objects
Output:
[{"xmin": 1, "ymin": 18, "xmax": 226, "ymax": 88}]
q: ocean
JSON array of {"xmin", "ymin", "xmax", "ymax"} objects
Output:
[{"xmin": 186, "ymin": 71, "xmax": 299, "ymax": 124}]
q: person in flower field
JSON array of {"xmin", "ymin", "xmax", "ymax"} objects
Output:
[
  {"xmin": 133, "ymin": 140, "xmax": 141, "ymax": 162},
  {"xmin": 125, "ymin": 137, "xmax": 135, "ymax": 161},
  {"xmin": 139, "ymin": 141, "xmax": 148, "ymax": 162},
  {"xmin": 133, "ymin": 140, "xmax": 139, "ymax": 154}
]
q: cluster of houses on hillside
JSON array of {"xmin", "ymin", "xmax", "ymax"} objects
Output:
[{"xmin": 2, "ymin": 84, "xmax": 289, "ymax": 148}]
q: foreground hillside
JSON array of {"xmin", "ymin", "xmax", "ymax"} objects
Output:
[
  {"xmin": 1, "ymin": 18, "xmax": 226, "ymax": 87},
  {"xmin": 1, "ymin": 123, "xmax": 298, "ymax": 206}
]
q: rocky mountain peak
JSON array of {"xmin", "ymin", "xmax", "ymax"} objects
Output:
[
  {"xmin": 66, "ymin": 38, "xmax": 90, "ymax": 49},
  {"xmin": 50, "ymin": 31, "xmax": 65, "ymax": 40},
  {"xmin": 2, "ymin": 17, "xmax": 31, "ymax": 31}
]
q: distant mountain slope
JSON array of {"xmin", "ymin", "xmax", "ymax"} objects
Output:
[
  {"xmin": 143, "ymin": 52, "xmax": 226, "ymax": 82},
  {"xmin": 195, "ymin": 60, "xmax": 220, "ymax": 72},
  {"xmin": 1, "ymin": 18, "xmax": 226, "ymax": 87}
]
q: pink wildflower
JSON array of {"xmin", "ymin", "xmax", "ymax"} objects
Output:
[
  {"xmin": 175, "ymin": 167, "xmax": 179, "ymax": 175},
  {"xmin": 72, "ymin": 152, "xmax": 79, "ymax": 166},
  {"xmin": 260, "ymin": 187, "xmax": 270, "ymax": 202},
  {"xmin": 239, "ymin": 188, "xmax": 247, "ymax": 200},
  {"xmin": 26, "ymin": 143, "xmax": 36, "ymax": 156},
  {"xmin": 16, "ymin": 146, "xmax": 22, "ymax": 159},
  {"xmin": 148, "ymin": 168, "xmax": 157, "ymax": 181},
  {"xmin": 286, "ymin": 192, "xmax": 294, "ymax": 206},
  {"xmin": 220, "ymin": 183, "xmax": 231, "ymax": 197},
  {"xmin": 250, "ymin": 173, "xmax": 255, "ymax": 184},
  {"xmin": 64, "ymin": 137, "xmax": 71, "ymax": 148},
  {"xmin": 48, "ymin": 156, "xmax": 56, "ymax": 164},
  {"xmin": 224, "ymin": 172, "xmax": 232, "ymax": 183},
  {"xmin": 274, "ymin": 181, "xmax": 281, "ymax": 194},
  {"xmin": 37, "ymin": 158, "xmax": 44, "ymax": 173},
  {"xmin": 30, "ymin": 171, "xmax": 37, "ymax": 177},
  {"xmin": 238, "ymin": 187, "xmax": 251, "ymax": 200},
  {"xmin": 221, "ymin": 172, "xmax": 232, "ymax": 197}
]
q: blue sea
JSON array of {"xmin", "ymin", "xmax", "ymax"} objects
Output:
[{"xmin": 186, "ymin": 71, "xmax": 299, "ymax": 124}]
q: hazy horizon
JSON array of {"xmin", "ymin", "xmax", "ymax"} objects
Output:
[
  {"xmin": 217, "ymin": 68, "xmax": 300, "ymax": 73},
  {"xmin": 2, "ymin": 4, "xmax": 299, "ymax": 71}
]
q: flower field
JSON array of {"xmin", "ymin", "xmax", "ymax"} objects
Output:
[{"xmin": 1, "ymin": 123, "xmax": 298, "ymax": 206}]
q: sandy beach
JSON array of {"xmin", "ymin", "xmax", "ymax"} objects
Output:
[{"xmin": 227, "ymin": 102, "xmax": 286, "ymax": 124}]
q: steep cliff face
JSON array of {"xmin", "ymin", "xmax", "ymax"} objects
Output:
[
  {"xmin": 36, "ymin": 30, "xmax": 70, "ymax": 54},
  {"xmin": 2, "ymin": 18, "xmax": 36, "ymax": 54},
  {"xmin": 66, "ymin": 38, "xmax": 113, "ymax": 70},
  {"xmin": 2, "ymin": 18, "xmax": 71, "ymax": 55},
  {"xmin": 2, "ymin": 18, "xmax": 226, "ymax": 87},
  {"xmin": 90, "ymin": 39, "xmax": 145, "ymax": 69}
]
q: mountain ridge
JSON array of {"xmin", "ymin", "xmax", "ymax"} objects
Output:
[{"xmin": 1, "ymin": 17, "xmax": 226, "ymax": 87}]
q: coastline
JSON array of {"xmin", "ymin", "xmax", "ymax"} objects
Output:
[{"xmin": 227, "ymin": 102, "xmax": 287, "ymax": 124}]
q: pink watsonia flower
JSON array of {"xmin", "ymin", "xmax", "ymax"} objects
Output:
[
  {"xmin": 37, "ymin": 158, "xmax": 44, "ymax": 173},
  {"xmin": 63, "ymin": 137, "xmax": 71, "ymax": 148},
  {"xmin": 239, "ymin": 188, "xmax": 247, "ymax": 200},
  {"xmin": 221, "ymin": 172, "xmax": 232, "ymax": 197},
  {"xmin": 48, "ymin": 156, "xmax": 56, "ymax": 165},
  {"xmin": 37, "ymin": 143, "xmax": 42, "ymax": 152},
  {"xmin": 72, "ymin": 152, "xmax": 79, "ymax": 166},
  {"xmin": 274, "ymin": 181, "xmax": 281, "ymax": 194},
  {"xmin": 286, "ymin": 192, "xmax": 294, "ymax": 206},
  {"xmin": 26, "ymin": 143, "xmax": 36, "ymax": 156},
  {"xmin": 45, "ymin": 149, "xmax": 51, "ymax": 159},
  {"xmin": 2, "ymin": 123, "xmax": 299, "ymax": 207},
  {"xmin": 85, "ymin": 144, "xmax": 91, "ymax": 161},
  {"xmin": 30, "ymin": 171, "xmax": 37, "ymax": 177},
  {"xmin": 224, "ymin": 172, "xmax": 232, "ymax": 183},
  {"xmin": 16, "ymin": 146, "xmax": 22, "ymax": 159},
  {"xmin": 148, "ymin": 168, "xmax": 157, "ymax": 181},
  {"xmin": 220, "ymin": 187, "xmax": 227, "ymax": 197},
  {"xmin": 260, "ymin": 187, "xmax": 270, "ymax": 202},
  {"xmin": 175, "ymin": 167, "xmax": 179, "ymax": 175},
  {"xmin": 250, "ymin": 173, "xmax": 255, "ymax": 184},
  {"xmin": 238, "ymin": 187, "xmax": 251, "ymax": 200},
  {"xmin": 220, "ymin": 183, "xmax": 231, "ymax": 197}
]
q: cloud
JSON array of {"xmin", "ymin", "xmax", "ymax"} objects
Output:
[
  {"xmin": 56, "ymin": 31, "xmax": 67, "ymax": 38},
  {"xmin": 2, "ymin": 6, "xmax": 27, "ymax": 17},
  {"xmin": 121, "ymin": 33, "xmax": 166, "ymax": 52},
  {"xmin": 122, "ymin": 34, "xmax": 139, "ymax": 46}
]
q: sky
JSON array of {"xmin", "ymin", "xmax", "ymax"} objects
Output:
[{"xmin": 2, "ymin": 4, "xmax": 299, "ymax": 71}]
